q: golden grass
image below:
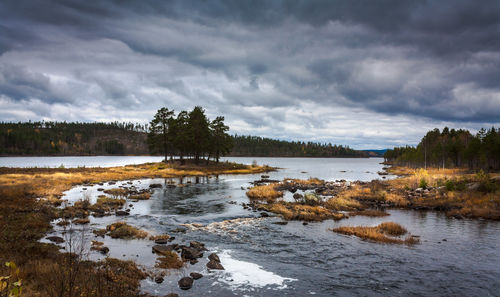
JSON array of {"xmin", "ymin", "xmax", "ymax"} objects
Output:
[
  {"xmin": 325, "ymin": 195, "xmax": 362, "ymax": 211},
  {"xmin": 103, "ymin": 188, "xmax": 129, "ymax": 197},
  {"xmin": 284, "ymin": 177, "xmax": 324, "ymax": 185},
  {"xmin": 264, "ymin": 202, "xmax": 345, "ymax": 221},
  {"xmin": 129, "ymin": 192, "xmax": 151, "ymax": 200},
  {"xmin": 106, "ymin": 222, "xmax": 148, "ymax": 239},
  {"xmin": 93, "ymin": 196, "xmax": 126, "ymax": 210},
  {"xmin": 246, "ymin": 184, "xmax": 283, "ymax": 201},
  {"xmin": 155, "ymin": 251, "xmax": 184, "ymax": 269},
  {"xmin": 332, "ymin": 222, "xmax": 418, "ymax": 245},
  {"xmin": 348, "ymin": 209, "xmax": 389, "ymax": 217}
]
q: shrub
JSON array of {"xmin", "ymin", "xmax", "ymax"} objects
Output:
[{"xmin": 419, "ymin": 178, "xmax": 428, "ymax": 189}]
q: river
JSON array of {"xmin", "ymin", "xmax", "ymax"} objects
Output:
[{"xmin": 6, "ymin": 156, "xmax": 497, "ymax": 296}]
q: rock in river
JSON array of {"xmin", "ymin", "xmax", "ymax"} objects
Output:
[
  {"xmin": 206, "ymin": 259, "xmax": 224, "ymax": 270},
  {"xmin": 152, "ymin": 244, "xmax": 177, "ymax": 255},
  {"xmin": 47, "ymin": 236, "xmax": 64, "ymax": 243},
  {"xmin": 181, "ymin": 246, "xmax": 203, "ymax": 260},
  {"xmin": 178, "ymin": 276, "xmax": 193, "ymax": 290},
  {"xmin": 208, "ymin": 253, "xmax": 220, "ymax": 262},
  {"xmin": 190, "ymin": 272, "xmax": 203, "ymax": 280}
]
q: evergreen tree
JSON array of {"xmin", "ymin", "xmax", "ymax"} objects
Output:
[
  {"xmin": 209, "ymin": 116, "xmax": 233, "ymax": 163},
  {"xmin": 147, "ymin": 107, "xmax": 175, "ymax": 162},
  {"xmin": 187, "ymin": 106, "xmax": 210, "ymax": 164}
]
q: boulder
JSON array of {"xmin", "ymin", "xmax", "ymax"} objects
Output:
[
  {"xmin": 115, "ymin": 210, "xmax": 129, "ymax": 216},
  {"xmin": 208, "ymin": 253, "xmax": 220, "ymax": 263},
  {"xmin": 207, "ymin": 259, "xmax": 224, "ymax": 270},
  {"xmin": 154, "ymin": 239, "xmax": 170, "ymax": 245},
  {"xmin": 178, "ymin": 277, "xmax": 193, "ymax": 290},
  {"xmin": 152, "ymin": 244, "xmax": 177, "ymax": 255},
  {"xmin": 149, "ymin": 183, "xmax": 162, "ymax": 188},
  {"xmin": 190, "ymin": 272, "xmax": 203, "ymax": 280},
  {"xmin": 181, "ymin": 246, "xmax": 203, "ymax": 260},
  {"xmin": 47, "ymin": 236, "xmax": 64, "ymax": 243},
  {"xmin": 189, "ymin": 241, "xmax": 207, "ymax": 251},
  {"xmin": 164, "ymin": 294, "xmax": 179, "ymax": 297},
  {"xmin": 154, "ymin": 276, "xmax": 164, "ymax": 284}
]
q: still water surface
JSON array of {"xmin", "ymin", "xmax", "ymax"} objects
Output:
[{"xmin": 19, "ymin": 156, "xmax": 499, "ymax": 296}]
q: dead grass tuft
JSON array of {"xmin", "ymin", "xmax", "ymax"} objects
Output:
[
  {"xmin": 155, "ymin": 251, "xmax": 184, "ymax": 269},
  {"xmin": 332, "ymin": 222, "xmax": 417, "ymax": 245},
  {"xmin": 106, "ymin": 222, "xmax": 148, "ymax": 239},
  {"xmin": 246, "ymin": 184, "xmax": 283, "ymax": 201},
  {"xmin": 264, "ymin": 202, "xmax": 345, "ymax": 221}
]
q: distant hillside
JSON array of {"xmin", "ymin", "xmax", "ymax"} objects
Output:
[
  {"xmin": 0, "ymin": 122, "xmax": 148, "ymax": 156},
  {"xmin": 0, "ymin": 122, "xmax": 368, "ymax": 158}
]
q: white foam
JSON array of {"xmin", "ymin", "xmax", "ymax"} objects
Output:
[{"xmin": 217, "ymin": 250, "xmax": 296, "ymax": 290}]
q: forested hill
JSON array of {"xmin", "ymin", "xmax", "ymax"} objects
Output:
[
  {"xmin": 231, "ymin": 135, "xmax": 366, "ymax": 157},
  {"xmin": 384, "ymin": 127, "xmax": 500, "ymax": 170},
  {"xmin": 0, "ymin": 122, "xmax": 148, "ymax": 155},
  {"xmin": 0, "ymin": 122, "xmax": 368, "ymax": 157}
]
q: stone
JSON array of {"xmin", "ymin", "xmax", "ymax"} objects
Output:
[
  {"xmin": 154, "ymin": 276, "xmax": 164, "ymax": 284},
  {"xmin": 149, "ymin": 183, "xmax": 162, "ymax": 188},
  {"xmin": 115, "ymin": 210, "xmax": 129, "ymax": 216},
  {"xmin": 208, "ymin": 253, "xmax": 220, "ymax": 263},
  {"xmin": 47, "ymin": 236, "xmax": 64, "ymax": 243},
  {"xmin": 206, "ymin": 259, "xmax": 224, "ymax": 270},
  {"xmin": 152, "ymin": 244, "xmax": 177, "ymax": 255},
  {"xmin": 164, "ymin": 293, "xmax": 179, "ymax": 297},
  {"xmin": 260, "ymin": 212, "xmax": 269, "ymax": 217},
  {"xmin": 178, "ymin": 277, "xmax": 193, "ymax": 290},
  {"xmin": 181, "ymin": 246, "xmax": 203, "ymax": 260},
  {"xmin": 154, "ymin": 239, "xmax": 170, "ymax": 244},
  {"xmin": 272, "ymin": 221, "xmax": 288, "ymax": 225},
  {"xmin": 189, "ymin": 241, "xmax": 207, "ymax": 251},
  {"xmin": 190, "ymin": 272, "xmax": 203, "ymax": 280}
]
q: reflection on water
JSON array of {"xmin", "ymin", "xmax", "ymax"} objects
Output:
[{"xmin": 47, "ymin": 157, "xmax": 500, "ymax": 296}]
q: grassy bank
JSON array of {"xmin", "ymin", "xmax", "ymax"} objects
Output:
[
  {"xmin": 327, "ymin": 167, "xmax": 500, "ymax": 220},
  {"xmin": 0, "ymin": 160, "xmax": 273, "ymax": 296}
]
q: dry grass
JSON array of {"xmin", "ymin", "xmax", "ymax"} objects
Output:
[
  {"xmin": 332, "ymin": 222, "xmax": 418, "ymax": 245},
  {"xmin": 129, "ymin": 192, "xmax": 151, "ymax": 200},
  {"xmin": 103, "ymin": 188, "xmax": 129, "ymax": 197},
  {"xmin": 284, "ymin": 177, "xmax": 324, "ymax": 185},
  {"xmin": 246, "ymin": 184, "xmax": 283, "ymax": 201},
  {"xmin": 264, "ymin": 202, "xmax": 345, "ymax": 221},
  {"xmin": 348, "ymin": 209, "xmax": 389, "ymax": 217},
  {"xmin": 149, "ymin": 234, "xmax": 170, "ymax": 241},
  {"xmin": 106, "ymin": 222, "xmax": 148, "ymax": 239},
  {"xmin": 325, "ymin": 195, "xmax": 362, "ymax": 211},
  {"xmin": 92, "ymin": 195, "xmax": 126, "ymax": 210},
  {"xmin": 155, "ymin": 251, "xmax": 184, "ymax": 269}
]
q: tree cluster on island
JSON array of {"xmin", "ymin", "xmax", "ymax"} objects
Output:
[
  {"xmin": 384, "ymin": 127, "xmax": 500, "ymax": 170},
  {"xmin": 147, "ymin": 106, "xmax": 233, "ymax": 164}
]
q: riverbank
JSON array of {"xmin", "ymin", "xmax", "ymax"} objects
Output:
[
  {"xmin": 245, "ymin": 166, "xmax": 500, "ymax": 222},
  {"xmin": 0, "ymin": 160, "xmax": 273, "ymax": 296}
]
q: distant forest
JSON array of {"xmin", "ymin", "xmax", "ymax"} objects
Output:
[
  {"xmin": 0, "ymin": 121, "xmax": 368, "ymax": 158},
  {"xmin": 384, "ymin": 127, "xmax": 500, "ymax": 170}
]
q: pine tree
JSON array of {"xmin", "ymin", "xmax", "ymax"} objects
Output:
[{"xmin": 147, "ymin": 107, "xmax": 175, "ymax": 162}]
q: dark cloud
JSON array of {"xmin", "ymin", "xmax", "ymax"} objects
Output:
[{"xmin": 0, "ymin": 0, "xmax": 499, "ymax": 148}]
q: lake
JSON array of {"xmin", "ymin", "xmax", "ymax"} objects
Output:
[{"xmin": 9, "ymin": 156, "xmax": 498, "ymax": 296}]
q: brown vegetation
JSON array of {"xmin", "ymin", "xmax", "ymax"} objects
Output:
[
  {"xmin": 348, "ymin": 209, "xmax": 390, "ymax": 217},
  {"xmin": 332, "ymin": 222, "xmax": 418, "ymax": 245},
  {"xmin": 155, "ymin": 251, "xmax": 184, "ymax": 269},
  {"xmin": 260, "ymin": 202, "xmax": 345, "ymax": 221},
  {"xmin": 246, "ymin": 184, "xmax": 283, "ymax": 201},
  {"xmin": 106, "ymin": 222, "xmax": 148, "ymax": 239}
]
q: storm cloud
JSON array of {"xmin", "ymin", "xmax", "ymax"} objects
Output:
[{"xmin": 0, "ymin": 0, "xmax": 499, "ymax": 148}]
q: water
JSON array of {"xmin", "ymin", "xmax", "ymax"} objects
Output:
[{"xmin": 31, "ymin": 157, "xmax": 500, "ymax": 296}]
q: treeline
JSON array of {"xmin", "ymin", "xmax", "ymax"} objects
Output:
[
  {"xmin": 0, "ymin": 121, "xmax": 148, "ymax": 155},
  {"xmin": 147, "ymin": 107, "xmax": 232, "ymax": 163},
  {"xmin": 0, "ymin": 120, "xmax": 368, "ymax": 158},
  {"xmin": 230, "ymin": 135, "xmax": 366, "ymax": 157},
  {"xmin": 384, "ymin": 127, "xmax": 500, "ymax": 170}
]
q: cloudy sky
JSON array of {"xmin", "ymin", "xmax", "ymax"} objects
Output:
[{"xmin": 1, "ymin": 0, "xmax": 499, "ymax": 149}]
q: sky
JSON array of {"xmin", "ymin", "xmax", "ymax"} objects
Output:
[{"xmin": 0, "ymin": 0, "xmax": 499, "ymax": 149}]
